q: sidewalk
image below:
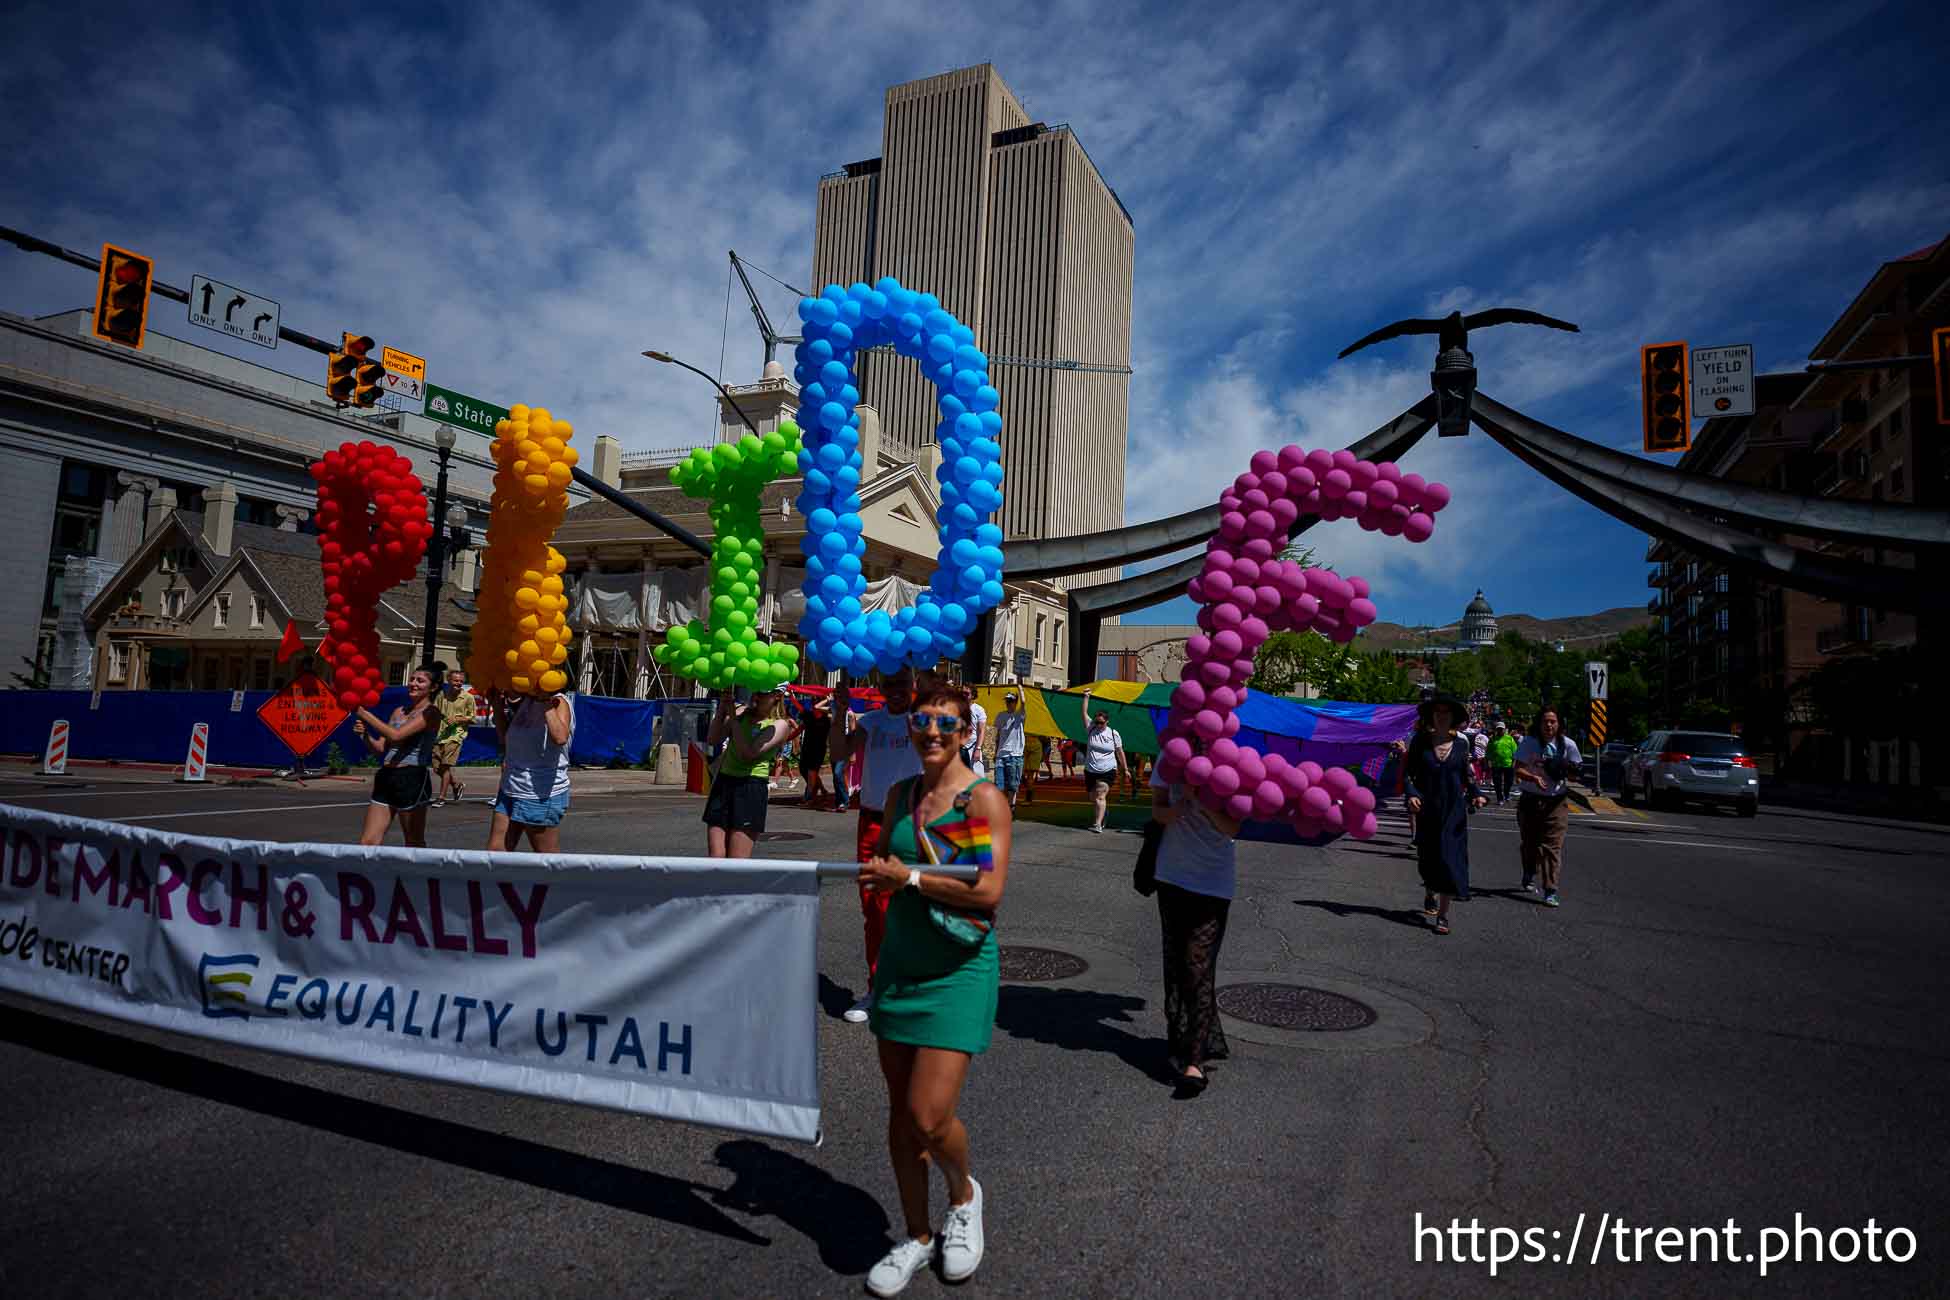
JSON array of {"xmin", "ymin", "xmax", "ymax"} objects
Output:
[{"xmin": 1759, "ymin": 775, "xmax": 1950, "ymax": 825}]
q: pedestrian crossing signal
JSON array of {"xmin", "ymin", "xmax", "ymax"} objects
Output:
[
  {"xmin": 92, "ymin": 243, "xmax": 153, "ymax": 349},
  {"xmin": 1640, "ymin": 341, "xmax": 1689, "ymax": 453}
]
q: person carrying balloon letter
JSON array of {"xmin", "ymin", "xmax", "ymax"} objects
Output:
[
  {"xmin": 1148, "ymin": 744, "xmax": 1243, "ymax": 1096},
  {"xmin": 702, "ymin": 687, "xmax": 801, "ymax": 858},
  {"xmin": 1402, "ymin": 692, "xmax": 1487, "ymax": 935},
  {"xmin": 834, "ymin": 669, "xmax": 923, "ymax": 1024},
  {"xmin": 487, "ymin": 689, "xmax": 574, "ymax": 853},
  {"xmin": 857, "ymin": 679, "xmax": 1010, "ymax": 1297},
  {"xmin": 352, "ymin": 668, "xmax": 440, "ymax": 847}
]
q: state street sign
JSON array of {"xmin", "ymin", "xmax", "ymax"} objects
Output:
[
  {"xmin": 1691, "ymin": 344, "xmax": 1755, "ymax": 419},
  {"xmin": 257, "ymin": 671, "xmax": 349, "ymax": 759},
  {"xmin": 424, "ymin": 383, "xmax": 509, "ymax": 437},
  {"xmin": 187, "ymin": 274, "xmax": 280, "ymax": 349}
]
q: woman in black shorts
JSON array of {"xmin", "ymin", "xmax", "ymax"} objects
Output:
[
  {"xmin": 797, "ymin": 695, "xmax": 835, "ymax": 808},
  {"xmin": 352, "ymin": 668, "xmax": 440, "ymax": 847},
  {"xmin": 702, "ymin": 687, "xmax": 802, "ymax": 857}
]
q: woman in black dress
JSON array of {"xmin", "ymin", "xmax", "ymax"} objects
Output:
[{"xmin": 1403, "ymin": 692, "xmax": 1486, "ymax": 935}]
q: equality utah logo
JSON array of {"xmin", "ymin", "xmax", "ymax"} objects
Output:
[{"xmin": 199, "ymin": 952, "xmax": 260, "ymax": 1019}]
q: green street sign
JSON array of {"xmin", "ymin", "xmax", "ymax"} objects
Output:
[{"xmin": 423, "ymin": 383, "xmax": 508, "ymax": 437}]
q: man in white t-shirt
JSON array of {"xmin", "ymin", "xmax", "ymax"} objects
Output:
[
  {"xmin": 832, "ymin": 669, "xmax": 922, "ymax": 1023},
  {"xmin": 992, "ymin": 691, "xmax": 1028, "ymax": 806}
]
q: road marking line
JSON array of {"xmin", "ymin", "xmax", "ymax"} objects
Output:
[
  {"xmin": 1459, "ymin": 825, "xmax": 1759, "ymax": 849},
  {"xmin": 106, "ymin": 801, "xmax": 371, "ymax": 823}
]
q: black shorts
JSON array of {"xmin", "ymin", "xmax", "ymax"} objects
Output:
[
  {"xmin": 703, "ymin": 774, "xmax": 770, "ymax": 833},
  {"xmin": 371, "ymin": 765, "xmax": 432, "ymax": 811},
  {"xmin": 1086, "ymin": 770, "xmax": 1117, "ymax": 793},
  {"xmin": 798, "ymin": 746, "xmax": 828, "ymax": 775}
]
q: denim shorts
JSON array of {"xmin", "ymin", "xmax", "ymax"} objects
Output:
[
  {"xmin": 993, "ymin": 754, "xmax": 1024, "ymax": 791},
  {"xmin": 496, "ymin": 789, "xmax": 569, "ymax": 827}
]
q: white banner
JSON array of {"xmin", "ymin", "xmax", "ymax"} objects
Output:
[{"xmin": 0, "ymin": 803, "xmax": 823, "ymax": 1142}]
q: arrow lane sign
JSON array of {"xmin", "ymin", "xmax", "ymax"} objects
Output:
[{"xmin": 187, "ymin": 274, "xmax": 280, "ymax": 350}]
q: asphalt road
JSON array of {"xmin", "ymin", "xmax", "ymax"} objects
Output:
[{"xmin": 1, "ymin": 769, "xmax": 1945, "ymax": 1298}]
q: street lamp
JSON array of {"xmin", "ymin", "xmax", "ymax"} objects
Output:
[
  {"xmin": 420, "ymin": 423, "xmax": 459, "ymax": 670},
  {"xmin": 641, "ymin": 349, "xmax": 764, "ymax": 440}
]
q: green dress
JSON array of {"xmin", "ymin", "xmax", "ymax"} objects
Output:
[{"xmin": 869, "ymin": 776, "xmax": 999, "ymax": 1055}]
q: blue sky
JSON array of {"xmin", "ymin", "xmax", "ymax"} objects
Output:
[{"xmin": 4, "ymin": 0, "xmax": 1945, "ymax": 631}]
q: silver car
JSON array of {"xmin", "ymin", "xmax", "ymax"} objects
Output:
[{"xmin": 1620, "ymin": 730, "xmax": 1759, "ymax": 816}]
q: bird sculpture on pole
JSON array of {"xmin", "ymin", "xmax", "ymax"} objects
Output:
[
  {"xmin": 1337, "ymin": 307, "xmax": 1581, "ymax": 359},
  {"xmin": 1338, "ymin": 308, "xmax": 1581, "ymax": 436}
]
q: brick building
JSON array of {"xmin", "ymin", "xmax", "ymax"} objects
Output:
[{"xmin": 1648, "ymin": 235, "xmax": 1946, "ymax": 786}]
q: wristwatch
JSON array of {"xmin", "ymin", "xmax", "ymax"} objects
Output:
[{"xmin": 906, "ymin": 868, "xmax": 922, "ymax": 891}]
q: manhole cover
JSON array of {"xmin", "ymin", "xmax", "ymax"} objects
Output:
[
  {"xmin": 999, "ymin": 945, "xmax": 1088, "ymax": 982},
  {"xmin": 1217, "ymin": 983, "xmax": 1376, "ymax": 1032},
  {"xmin": 753, "ymin": 830, "xmax": 815, "ymax": 842}
]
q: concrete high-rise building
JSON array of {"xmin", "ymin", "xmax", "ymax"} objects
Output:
[{"xmin": 812, "ymin": 64, "xmax": 1133, "ymax": 571}]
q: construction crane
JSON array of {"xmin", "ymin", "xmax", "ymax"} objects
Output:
[{"xmin": 728, "ymin": 250, "xmax": 1133, "ymax": 377}]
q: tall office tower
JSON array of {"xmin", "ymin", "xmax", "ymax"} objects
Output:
[{"xmin": 812, "ymin": 65, "xmax": 1134, "ymax": 571}]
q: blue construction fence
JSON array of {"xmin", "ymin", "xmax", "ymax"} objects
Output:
[{"xmin": 0, "ymin": 689, "xmax": 676, "ymax": 771}]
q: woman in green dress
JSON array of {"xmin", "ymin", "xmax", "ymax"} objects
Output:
[{"xmin": 857, "ymin": 680, "xmax": 1013, "ymax": 1297}]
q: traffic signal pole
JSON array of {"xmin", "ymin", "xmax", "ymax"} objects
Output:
[{"xmin": 2, "ymin": 225, "xmax": 340, "ymax": 355}]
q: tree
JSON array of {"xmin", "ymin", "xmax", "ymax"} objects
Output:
[
  {"xmin": 1343, "ymin": 651, "xmax": 1418, "ymax": 703},
  {"xmin": 1248, "ymin": 630, "xmax": 1353, "ymax": 699},
  {"xmin": 1435, "ymin": 651, "xmax": 1485, "ymax": 698}
]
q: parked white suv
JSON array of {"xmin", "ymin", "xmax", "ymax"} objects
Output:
[{"xmin": 1620, "ymin": 730, "xmax": 1759, "ymax": 816}]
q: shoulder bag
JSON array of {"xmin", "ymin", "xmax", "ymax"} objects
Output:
[{"xmin": 902, "ymin": 777, "xmax": 996, "ymax": 949}]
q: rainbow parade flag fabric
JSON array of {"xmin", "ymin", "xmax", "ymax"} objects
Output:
[{"xmin": 926, "ymin": 817, "xmax": 994, "ymax": 871}]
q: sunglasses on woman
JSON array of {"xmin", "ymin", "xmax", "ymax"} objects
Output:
[{"xmin": 906, "ymin": 713, "xmax": 965, "ymax": 735}]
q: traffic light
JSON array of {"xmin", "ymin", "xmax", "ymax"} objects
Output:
[
  {"xmin": 1932, "ymin": 326, "xmax": 1949, "ymax": 426},
  {"xmin": 326, "ymin": 336, "xmax": 359, "ymax": 404},
  {"xmin": 1640, "ymin": 341, "xmax": 1690, "ymax": 453},
  {"xmin": 327, "ymin": 333, "xmax": 383, "ymax": 407},
  {"xmin": 348, "ymin": 335, "xmax": 385, "ymax": 408},
  {"xmin": 92, "ymin": 243, "xmax": 153, "ymax": 349}
]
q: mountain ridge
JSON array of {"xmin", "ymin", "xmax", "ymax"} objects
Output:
[{"xmin": 1357, "ymin": 605, "xmax": 1651, "ymax": 650}]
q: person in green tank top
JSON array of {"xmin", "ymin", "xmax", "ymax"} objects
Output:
[
  {"xmin": 857, "ymin": 678, "xmax": 1013, "ymax": 1296},
  {"xmin": 701, "ymin": 687, "xmax": 801, "ymax": 858}
]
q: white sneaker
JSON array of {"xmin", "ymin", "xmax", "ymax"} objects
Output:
[
  {"xmin": 844, "ymin": 993, "xmax": 873, "ymax": 1024},
  {"xmin": 940, "ymin": 1176, "xmax": 984, "ymax": 1282},
  {"xmin": 865, "ymin": 1237, "xmax": 934, "ymax": 1297}
]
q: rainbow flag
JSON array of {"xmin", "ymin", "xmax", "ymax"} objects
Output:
[{"xmin": 928, "ymin": 817, "xmax": 994, "ymax": 871}]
